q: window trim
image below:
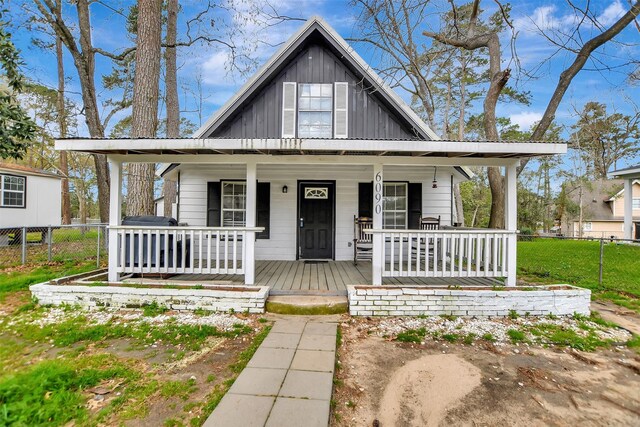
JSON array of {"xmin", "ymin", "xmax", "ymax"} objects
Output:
[
  {"xmin": 0, "ymin": 173, "xmax": 27, "ymax": 209},
  {"xmin": 297, "ymin": 83, "xmax": 334, "ymax": 138},
  {"xmin": 633, "ymin": 197, "xmax": 640, "ymax": 210},
  {"xmin": 221, "ymin": 180, "xmax": 247, "ymax": 227},
  {"xmin": 382, "ymin": 181, "xmax": 408, "ymax": 230}
]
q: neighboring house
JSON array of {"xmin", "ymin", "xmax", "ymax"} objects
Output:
[
  {"xmin": 154, "ymin": 196, "xmax": 164, "ymax": 217},
  {"xmin": 561, "ymin": 179, "xmax": 640, "ymax": 239},
  {"xmin": 0, "ymin": 163, "xmax": 62, "ymax": 245},
  {"xmin": 56, "ymin": 17, "xmax": 566, "ymax": 289},
  {"xmin": 611, "ymin": 164, "xmax": 640, "ymax": 240}
]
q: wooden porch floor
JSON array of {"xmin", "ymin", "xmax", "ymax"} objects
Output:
[{"xmin": 171, "ymin": 260, "xmax": 503, "ymax": 295}]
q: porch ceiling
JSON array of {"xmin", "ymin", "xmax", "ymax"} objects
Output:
[{"xmin": 55, "ymin": 137, "xmax": 567, "ymax": 159}]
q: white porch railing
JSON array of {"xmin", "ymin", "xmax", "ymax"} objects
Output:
[
  {"xmin": 110, "ymin": 226, "xmax": 263, "ymax": 275},
  {"xmin": 366, "ymin": 229, "xmax": 516, "ymax": 278}
]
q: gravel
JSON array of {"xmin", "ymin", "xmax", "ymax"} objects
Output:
[
  {"xmin": 8, "ymin": 307, "xmax": 250, "ymax": 332},
  {"xmin": 371, "ymin": 315, "xmax": 633, "ymax": 345}
]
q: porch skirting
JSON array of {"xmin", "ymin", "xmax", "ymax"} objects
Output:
[
  {"xmin": 30, "ymin": 282, "xmax": 269, "ymax": 314},
  {"xmin": 347, "ymin": 285, "xmax": 591, "ymax": 317}
]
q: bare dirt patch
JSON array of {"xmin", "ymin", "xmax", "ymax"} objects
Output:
[
  {"xmin": 332, "ymin": 318, "xmax": 640, "ymax": 427},
  {"xmin": 377, "ymin": 354, "xmax": 481, "ymax": 426}
]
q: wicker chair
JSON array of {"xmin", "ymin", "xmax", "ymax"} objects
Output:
[{"xmin": 353, "ymin": 216, "xmax": 373, "ymax": 265}]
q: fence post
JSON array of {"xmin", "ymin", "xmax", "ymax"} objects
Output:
[
  {"xmin": 21, "ymin": 226, "xmax": 27, "ymax": 265},
  {"xmin": 96, "ymin": 225, "xmax": 101, "ymax": 268},
  {"xmin": 599, "ymin": 238, "xmax": 604, "ymax": 286},
  {"xmin": 47, "ymin": 226, "xmax": 52, "ymax": 262}
]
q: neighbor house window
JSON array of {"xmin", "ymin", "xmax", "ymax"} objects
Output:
[
  {"xmin": 221, "ymin": 181, "xmax": 246, "ymax": 227},
  {"xmin": 633, "ymin": 198, "xmax": 640, "ymax": 209},
  {"xmin": 1, "ymin": 174, "xmax": 26, "ymax": 208},
  {"xmin": 383, "ymin": 183, "xmax": 407, "ymax": 229},
  {"xmin": 583, "ymin": 222, "xmax": 592, "ymax": 231},
  {"xmin": 298, "ymin": 83, "xmax": 333, "ymax": 138}
]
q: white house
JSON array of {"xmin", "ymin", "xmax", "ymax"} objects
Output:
[
  {"xmin": 0, "ymin": 163, "xmax": 62, "ymax": 228},
  {"xmin": 55, "ymin": 17, "xmax": 566, "ymax": 290}
]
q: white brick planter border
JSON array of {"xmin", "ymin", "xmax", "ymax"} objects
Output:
[
  {"xmin": 347, "ymin": 285, "xmax": 591, "ymax": 317},
  {"xmin": 30, "ymin": 283, "xmax": 269, "ymax": 314}
]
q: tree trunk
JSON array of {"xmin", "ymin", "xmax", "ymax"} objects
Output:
[
  {"xmin": 126, "ymin": 0, "xmax": 162, "ymax": 216},
  {"xmin": 163, "ymin": 0, "xmax": 178, "ymax": 218},
  {"xmin": 34, "ymin": 0, "xmax": 111, "ymax": 221},
  {"xmin": 55, "ymin": 0, "xmax": 71, "ymax": 225},
  {"xmin": 483, "ymin": 36, "xmax": 510, "ymax": 229},
  {"xmin": 75, "ymin": 0, "xmax": 110, "ymax": 222}
]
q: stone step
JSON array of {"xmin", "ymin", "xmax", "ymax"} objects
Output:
[{"xmin": 266, "ymin": 295, "xmax": 348, "ymax": 315}]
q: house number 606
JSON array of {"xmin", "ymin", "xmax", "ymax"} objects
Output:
[{"xmin": 374, "ymin": 171, "xmax": 382, "ymax": 215}]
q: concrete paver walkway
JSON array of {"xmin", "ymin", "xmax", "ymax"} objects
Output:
[{"xmin": 204, "ymin": 320, "xmax": 337, "ymax": 427}]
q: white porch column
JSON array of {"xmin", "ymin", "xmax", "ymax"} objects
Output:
[
  {"xmin": 372, "ymin": 163, "xmax": 384, "ymax": 285},
  {"xmin": 245, "ymin": 161, "xmax": 257, "ymax": 285},
  {"xmin": 624, "ymin": 178, "xmax": 633, "ymax": 240},
  {"xmin": 505, "ymin": 162, "xmax": 518, "ymax": 287},
  {"xmin": 108, "ymin": 160, "xmax": 122, "ymax": 282}
]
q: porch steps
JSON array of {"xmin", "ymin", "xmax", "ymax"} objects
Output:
[{"xmin": 265, "ymin": 295, "xmax": 348, "ymax": 315}]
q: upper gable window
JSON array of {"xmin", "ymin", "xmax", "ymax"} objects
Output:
[
  {"xmin": 298, "ymin": 84, "xmax": 333, "ymax": 138},
  {"xmin": 281, "ymin": 82, "xmax": 348, "ymax": 139}
]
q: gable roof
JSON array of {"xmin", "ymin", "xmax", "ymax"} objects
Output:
[
  {"xmin": 565, "ymin": 179, "xmax": 640, "ymax": 221},
  {"xmin": 606, "ymin": 179, "xmax": 640, "ymax": 201},
  {"xmin": 0, "ymin": 163, "xmax": 62, "ymax": 179},
  {"xmin": 193, "ymin": 16, "xmax": 439, "ymax": 141}
]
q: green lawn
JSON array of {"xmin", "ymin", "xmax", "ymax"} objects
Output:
[
  {"xmin": 0, "ymin": 261, "xmax": 101, "ymax": 300},
  {"xmin": 518, "ymin": 239, "xmax": 640, "ymax": 311}
]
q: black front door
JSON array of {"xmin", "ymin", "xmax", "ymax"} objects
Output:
[
  {"xmin": 635, "ymin": 223, "xmax": 639, "ymax": 240},
  {"xmin": 298, "ymin": 182, "xmax": 335, "ymax": 259}
]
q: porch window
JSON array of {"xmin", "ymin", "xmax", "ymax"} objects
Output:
[
  {"xmin": 221, "ymin": 181, "xmax": 246, "ymax": 227},
  {"xmin": 1, "ymin": 174, "xmax": 26, "ymax": 208},
  {"xmin": 383, "ymin": 182, "xmax": 407, "ymax": 229},
  {"xmin": 298, "ymin": 83, "xmax": 333, "ymax": 138},
  {"xmin": 633, "ymin": 198, "xmax": 640, "ymax": 209}
]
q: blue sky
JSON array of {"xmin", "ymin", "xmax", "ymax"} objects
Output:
[{"xmin": 8, "ymin": 0, "xmax": 640, "ymax": 169}]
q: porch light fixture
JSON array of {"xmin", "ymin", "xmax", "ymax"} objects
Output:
[
  {"xmin": 282, "ymin": 185, "xmax": 288, "ymax": 194},
  {"xmin": 432, "ymin": 167, "xmax": 438, "ymax": 189}
]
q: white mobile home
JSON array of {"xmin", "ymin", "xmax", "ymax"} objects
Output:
[{"xmin": 0, "ymin": 163, "xmax": 62, "ymax": 229}]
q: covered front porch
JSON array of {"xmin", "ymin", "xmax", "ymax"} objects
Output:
[
  {"xmin": 55, "ymin": 137, "xmax": 567, "ymax": 291},
  {"xmin": 162, "ymin": 260, "xmax": 503, "ymax": 294}
]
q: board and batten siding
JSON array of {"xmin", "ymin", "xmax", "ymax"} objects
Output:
[
  {"xmin": 207, "ymin": 42, "xmax": 421, "ymax": 140},
  {"xmin": 177, "ymin": 164, "xmax": 460, "ymax": 261}
]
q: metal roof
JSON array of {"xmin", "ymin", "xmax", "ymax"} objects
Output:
[{"xmin": 55, "ymin": 137, "xmax": 567, "ymax": 159}]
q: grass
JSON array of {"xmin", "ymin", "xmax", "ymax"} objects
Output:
[
  {"xmin": 507, "ymin": 329, "xmax": 527, "ymax": 343},
  {"xmin": 265, "ymin": 301, "xmax": 348, "ymax": 315},
  {"xmin": 0, "ymin": 313, "xmax": 253, "ymax": 374},
  {"xmin": 396, "ymin": 327, "xmax": 427, "ymax": 343},
  {"xmin": 0, "ymin": 260, "xmax": 100, "ymax": 299},
  {"xmin": 518, "ymin": 239, "xmax": 640, "ymax": 311},
  {"xmin": 0, "ymin": 354, "xmax": 136, "ymax": 426}
]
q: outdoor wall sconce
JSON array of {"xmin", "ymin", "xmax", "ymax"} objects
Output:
[
  {"xmin": 432, "ymin": 167, "xmax": 438, "ymax": 189},
  {"xmin": 282, "ymin": 185, "xmax": 288, "ymax": 194}
]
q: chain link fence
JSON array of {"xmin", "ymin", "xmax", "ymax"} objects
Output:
[
  {"xmin": 517, "ymin": 234, "xmax": 640, "ymax": 288},
  {"xmin": 0, "ymin": 224, "xmax": 107, "ymax": 269}
]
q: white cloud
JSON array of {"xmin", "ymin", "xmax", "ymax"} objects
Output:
[
  {"xmin": 201, "ymin": 51, "xmax": 236, "ymax": 86},
  {"xmin": 596, "ymin": 0, "xmax": 625, "ymax": 26},
  {"xmin": 513, "ymin": 5, "xmax": 580, "ymax": 34},
  {"xmin": 510, "ymin": 111, "xmax": 543, "ymax": 130}
]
